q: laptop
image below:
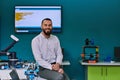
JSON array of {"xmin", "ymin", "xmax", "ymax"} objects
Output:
[{"xmin": 9, "ymin": 69, "xmax": 20, "ymax": 80}]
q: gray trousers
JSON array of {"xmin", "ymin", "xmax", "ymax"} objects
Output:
[{"xmin": 38, "ymin": 67, "xmax": 66, "ymax": 80}]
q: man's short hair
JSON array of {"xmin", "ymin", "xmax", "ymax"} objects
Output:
[{"xmin": 41, "ymin": 18, "xmax": 52, "ymax": 24}]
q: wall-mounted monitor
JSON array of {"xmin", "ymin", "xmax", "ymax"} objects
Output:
[
  {"xmin": 15, "ymin": 6, "xmax": 61, "ymax": 33},
  {"xmin": 114, "ymin": 47, "xmax": 120, "ymax": 61}
]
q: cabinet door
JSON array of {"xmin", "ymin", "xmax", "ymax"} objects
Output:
[
  {"xmin": 106, "ymin": 66, "xmax": 120, "ymax": 80},
  {"xmin": 88, "ymin": 66, "xmax": 103, "ymax": 80}
]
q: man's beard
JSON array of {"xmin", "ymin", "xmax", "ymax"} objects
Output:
[{"xmin": 43, "ymin": 29, "xmax": 52, "ymax": 36}]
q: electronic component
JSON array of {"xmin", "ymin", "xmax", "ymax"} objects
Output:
[{"xmin": 81, "ymin": 46, "xmax": 99, "ymax": 63}]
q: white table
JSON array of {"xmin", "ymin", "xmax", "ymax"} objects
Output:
[{"xmin": 0, "ymin": 61, "xmax": 70, "ymax": 80}]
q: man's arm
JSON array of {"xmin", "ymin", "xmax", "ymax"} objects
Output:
[
  {"xmin": 55, "ymin": 37, "xmax": 63, "ymax": 65},
  {"xmin": 51, "ymin": 37, "xmax": 64, "ymax": 73}
]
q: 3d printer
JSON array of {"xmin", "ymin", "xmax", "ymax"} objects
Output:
[{"xmin": 81, "ymin": 46, "xmax": 99, "ymax": 63}]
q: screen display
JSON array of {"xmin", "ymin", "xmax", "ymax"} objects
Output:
[
  {"xmin": 84, "ymin": 48, "xmax": 96, "ymax": 60},
  {"xmin": 114, "ymin": 47, "xmax": 120, "ymax": 58},
  {"xmin": 15, "ymin": 6, "xmax": 61, "ymax": 33}
]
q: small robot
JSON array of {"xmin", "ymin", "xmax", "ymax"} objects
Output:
[{"xmin": 24, "ymin": 63, "xmax": 39, "ymax": 80}]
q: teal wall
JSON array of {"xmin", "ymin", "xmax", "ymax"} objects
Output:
[{"xmin": 0, "ymin": 0, "xmax": 120, "ymax": 80}]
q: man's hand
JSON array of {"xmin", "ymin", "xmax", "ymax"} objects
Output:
[
  {"xmin": 52, "ymin": 63, "xmax": 64, "ymax": 74},
  {"xmin": 58, "ymin": 68, "xmax": 64, "ymax": 74},
  {"xmin": 52, "ymin": 63, "xmax": 60, "ymax": 71}
]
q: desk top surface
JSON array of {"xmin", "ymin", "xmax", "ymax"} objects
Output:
[
  {"xmin": 62, "ymin": 61, "xmax": 71, "ymax": 65},
  {"xmin": 80, "ymin": 61, "xmax": 120, "ymax": 66}
]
